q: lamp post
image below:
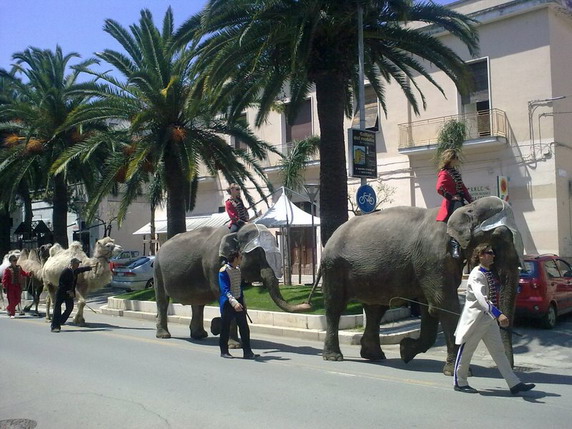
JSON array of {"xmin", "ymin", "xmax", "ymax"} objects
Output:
[
  {"xmin": 528, "ymin": 96, "xmax": 566, "ymax": 160},
  {"xmin": 304, "ymin": 183, "xmax": 320, "ymax": 284}
]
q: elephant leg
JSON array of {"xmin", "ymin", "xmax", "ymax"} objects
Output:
[
  {"xmin": 439, "ymin": 311, "xmax": 462, "ymax": 376},
  {"xmin": 400, "ymin": 303, "xmax": 439, "ymax": 363},
  {"xmin": 154, "ymin": 269, "xmax": 171, "ymax": 338},
  {"xmin": 360, "ymin": 304, "xmax": 387, "ymax": 361},
  {"xmin": 228, "ymin": 319, "xmax": 241, "ymax": 349},
  {"xmin": 190, "ymin": 305, "xmax": 208, "ymax": 340},
  {"xmin": 322, "ymin": 288, "xmax": 347, "ymax": 361}
]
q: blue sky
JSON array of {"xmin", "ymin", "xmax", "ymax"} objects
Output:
[
  {"xmin": 0, "ymin": 0, "xmax": 456, "ymax": 71},
  {"xmin": 0, "ymin": 1, "xmax": 207, "ymax": 71}
]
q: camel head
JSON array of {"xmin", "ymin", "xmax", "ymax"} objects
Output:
[{"xmin": 93, "ymin": 237, "xmax": 120, "ymax": 261}]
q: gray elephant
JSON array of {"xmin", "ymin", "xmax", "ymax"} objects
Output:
[
  {"xmin": 154, "ymin": 223, "xmax": 310, "ymax": 339},
  {"xmin": 321, "ymin": 196, "xmax": 522, "ymax": 375}
]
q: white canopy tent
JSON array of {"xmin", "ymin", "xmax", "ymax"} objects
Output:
[
  {"xmin": 255, "ymin": 191, "xmax": 320, "ymax": 228},
  {"xmin": 255, "ymin": 188, "xmax": 320, "ymax": 285}
]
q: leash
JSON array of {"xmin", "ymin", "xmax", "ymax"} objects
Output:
[{"xmin": 389, "ymin": 296, "xmax": 524, "ymax": 337}]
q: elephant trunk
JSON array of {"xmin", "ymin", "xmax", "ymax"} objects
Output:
[{"xmin": 261, "ymin": 267, "xmax": 312, "ymax": 313}]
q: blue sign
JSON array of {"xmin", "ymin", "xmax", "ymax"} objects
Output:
[{"xmin": 356, "ymin": 185, "xmax": 376, "ymax": 213}]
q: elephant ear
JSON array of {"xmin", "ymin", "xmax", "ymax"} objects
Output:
[
  {"xmin": 476, "ymin": 200, "xmax": 525, "ymax": 265},
  {"xmin": 447, "ymin": 209, "xmax": 474, "ymax": 248},
  {"xmin": 219, "ymin": 232, "xmax": 239, "ymax": 259}
]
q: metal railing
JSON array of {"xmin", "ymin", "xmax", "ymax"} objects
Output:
[{"xmin": 398, "ymin": 108, "xmax": 509, "ymax": 150}]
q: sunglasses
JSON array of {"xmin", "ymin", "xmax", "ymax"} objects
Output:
[{"xmin": 484, "ymin": 250, "xmax": 495, "ymax": 255}]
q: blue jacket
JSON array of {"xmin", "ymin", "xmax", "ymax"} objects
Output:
[{"xmin": 218, "ymin": 265, "xmax": 243, "ymax": 312}]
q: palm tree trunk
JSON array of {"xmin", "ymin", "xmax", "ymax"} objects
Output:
[
  {"xmin": 52, "ymin": 174, "xmax": 69, "ymax": 247},
  {"xmin": 164, "ymin": 143, "xmax": 188, "ymax": 239},
  {"xmin": 314, "ymin": 73, "xmax": 349, "ymax": 244},
  {"xmin": 18, "ymin": 181, "xmax": 33, "ymax": 240}
]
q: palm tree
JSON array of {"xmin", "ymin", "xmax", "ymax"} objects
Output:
[
  {"xmin": 278, "ymin": 136, "xmax": 320, "ymax": 192},
  {"xmin": 68, "ymin": 8, "xmax": 277, "ymax": 239},
  {"xmin": 0, "ymin": 47, "xmax": 109, "ymax": 247},
  {"xmin": 191, "ymin": 0, "xmax": 479, "ymax": 243}
]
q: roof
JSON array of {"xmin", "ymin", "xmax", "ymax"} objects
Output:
[{"xmin": 133, "ymin": 213, "xmax": 229, "ymax": 235}]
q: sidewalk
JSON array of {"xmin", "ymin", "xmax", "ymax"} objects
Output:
[{"xmin": 100, "ymin": 296, "xmax": 420, "ymax": 345}]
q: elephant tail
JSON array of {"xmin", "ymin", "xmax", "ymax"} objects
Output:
[{"xmin": 304, "ymin": 266, "xmax": 322, "ymax": 305}]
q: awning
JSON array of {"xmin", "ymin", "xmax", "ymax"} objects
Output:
[{"xmin": 133, "ymin": 213, "xmax": 229, "ymax": 235}]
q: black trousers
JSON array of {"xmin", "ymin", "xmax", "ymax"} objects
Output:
[
  {"xmin": 219, "ymin": 299, "xmax": 252, "ymax": 355},
  {"xmin": 51, "ymin": 292, "xmax": 74, "ymax": 329}
]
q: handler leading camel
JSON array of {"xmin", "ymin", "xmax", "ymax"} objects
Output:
[{"xmin": 51, "ymin": 258, "xmax": 93, "ymax": 332}]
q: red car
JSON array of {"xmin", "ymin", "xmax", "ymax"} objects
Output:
[{"xmin": 516, "ymin": 254, "xmax": 572, "ymax": 328}]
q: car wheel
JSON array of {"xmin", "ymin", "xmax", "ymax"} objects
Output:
[
  {"xmin": 541, "ymin": 304, "xmax": 557, "ymax": 329},
  {"xmin": 145, "ymin": 278, "xmax": 154, "ymax": 289}
]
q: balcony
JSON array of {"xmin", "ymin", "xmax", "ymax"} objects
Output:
[{"xmin": 398, "ymin": 108, "xmax": 510, "ymax": 155}]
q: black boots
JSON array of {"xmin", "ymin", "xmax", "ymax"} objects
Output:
[{"xmin": 450, "ymin": 238, "xmax": 461, "ymax": 259}]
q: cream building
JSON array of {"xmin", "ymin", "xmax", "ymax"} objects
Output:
[{"xmin": 115, "ymin": 0, "xmax": 572, "ymax": 267}]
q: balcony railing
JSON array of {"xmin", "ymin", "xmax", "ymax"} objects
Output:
[{"xmin": 398, "ymin": 108, "xmax": 509, "ymax": 151}]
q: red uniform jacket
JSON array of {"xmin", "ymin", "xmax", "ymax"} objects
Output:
[
  {"xmin": 436, "ymin": 168, "xmax": 473, "ymax": 222},
  {"xmin": 2, "ymin": 265, "xmax": 31, "ymax": 292}
]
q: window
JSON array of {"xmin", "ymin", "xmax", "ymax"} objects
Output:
[
  {"xmin": 544, "ymin": 261, "xmax": 561, "ymax": 279},
  {"xmin": 461, "ymin": 59, "xmax": 490, "ymax": 137},
  {"xmin": 556, "ymin": 259, "xmax": 572, "ymax": 278},
  {"xmin": 352, "ymin": 85, "xmax": 379, "ymax": 131},
  {"xmin": 286, "ymin": 100, "xmax": 312, "ymax": 143}
]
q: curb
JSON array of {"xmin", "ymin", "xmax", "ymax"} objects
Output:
[{"xmin": 100, "ymin": 304, "xmax": 421, "ymax": 345}]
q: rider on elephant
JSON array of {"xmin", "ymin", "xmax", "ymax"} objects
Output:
[{"xmin": 436, "ymin": 149, "xmax": 473, "ymax": 258}]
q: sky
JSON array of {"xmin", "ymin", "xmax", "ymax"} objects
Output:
[
  {"xmin": 0, "ymin": 0, "xmax": 456, "ymax": 72},
  {"xmin": 0, "ymin": 0, "xmax": 208, "ymax": 71}
]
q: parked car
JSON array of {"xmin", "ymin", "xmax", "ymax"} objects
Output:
[
  {"xmin": 516, "ymin": 254, "xmax": 572, "ymax": 328},
  {"xmin": 109, "ymin": 250, "xmax": 141, "ymax": 270},
  {"xmin": 111, "ymin": 256, "xmax": 155, "ymax": 291}
]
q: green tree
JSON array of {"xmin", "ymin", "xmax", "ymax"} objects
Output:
[
  {"xmin": 0, "ymin": 47, "xmax": 108, "ymax": 247},
  {"xmin": 191, "ymin": 0, "xmax": 479, "ymax": 243},
  {"xmin": 435, "ymin": 118, "xmax": 467, "ymax": 163},
  {"xmin": 278, "ymin": 136, "xmax": 320, "ymax": 192},
  {"xmin": 68, "ymin": 8, "xmax": 277, "ymax": 239}
]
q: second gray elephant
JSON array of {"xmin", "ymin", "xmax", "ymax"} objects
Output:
[
  {"xmin": 154, "ymin": 223, "xmax": 310, "ymax": 340},
  {"xmin": 321, "ymin": 196, "xmax": 522, "ymax": 375}
]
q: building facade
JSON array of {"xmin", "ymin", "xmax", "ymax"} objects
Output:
[{"xmin": 130, "ymin": 0, "xmax": 572, "ymax": 266}]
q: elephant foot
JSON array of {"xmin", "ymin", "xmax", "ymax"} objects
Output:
[
  {"xmin": 443, "ymin": 362, "xmax": 454, "ymax": 376},
  {"xmin": 156, "ymin": 328, "xmax": 171, "ymax": 339},
  {"xmin": 228, "ymin": 339, "xmax": 241, "ymax": 349},
  {"xmin": 360, "ymin": 347, "xmax": 386, "ymax": 361},
  {"xmin": 400, "ymin": 337, "xmax": 418, "ymax": 363},
  {"xmin": 190, "ymin": 329, "xmax": 208, "ymax": 340},
  {"xmin": 322, "ymin": 350, "xmax": 344, "ymax": 361}
]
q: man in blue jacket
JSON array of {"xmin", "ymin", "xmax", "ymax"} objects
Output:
[{"xmin": 218, "ymin": 252, "xmax": 259, "ymax": 359}]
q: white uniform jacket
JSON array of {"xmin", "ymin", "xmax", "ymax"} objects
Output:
[{"xmin": 454, "ymin": 266, "xmax": 503, "ymax": 345}]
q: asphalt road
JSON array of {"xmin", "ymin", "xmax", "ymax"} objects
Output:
[{"xmin": 1, "ymin": 293, "xmax": 571, "ymax": 429}]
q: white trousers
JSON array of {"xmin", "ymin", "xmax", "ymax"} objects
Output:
[{"xmin": 454, "ymin": 319, "xmax": 521, "ymax": 388}]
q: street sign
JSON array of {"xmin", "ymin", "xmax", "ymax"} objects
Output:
[
  {"xmin": 356, "ymin": 184, "xmax": 376, "ymax": 213},
  {"xmin": 349, "ymin": 128, "xmax": 377, "ymax": 178}
]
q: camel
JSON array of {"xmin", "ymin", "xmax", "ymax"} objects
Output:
[
  {"xmin": 41, "ymin": 237, "xmax": 120, "ymax": 325},
  {"xmin": 17, "ymin": 245, "xmax": 52, "ymax": 316}
]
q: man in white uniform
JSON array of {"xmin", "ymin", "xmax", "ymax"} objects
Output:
[{"xmin": 453, "ymin": 243, "xmax": 535, "ymax": 395}]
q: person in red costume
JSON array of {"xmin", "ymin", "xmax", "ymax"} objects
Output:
[
  {"xmin": 436, "ymin": 149, "xmax": 473, "ymax": 258},
  {"xmin": 225, "ymin": 183, "xmax": 250, "ymax": 233},
  {"xmin": 2, "ymin": 254, "xmax": 33, "ymax": 318}
]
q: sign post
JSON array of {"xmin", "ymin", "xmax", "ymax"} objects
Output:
[{"xmin": 356, "ymin": 184, "xmax": 377, "ymax": 214}]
